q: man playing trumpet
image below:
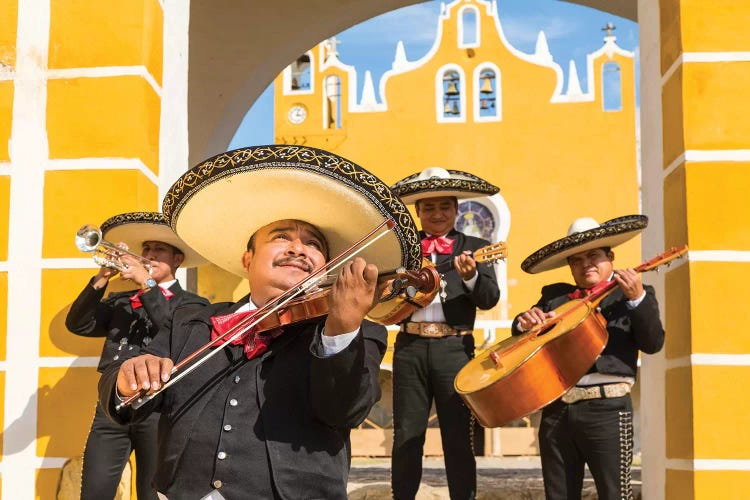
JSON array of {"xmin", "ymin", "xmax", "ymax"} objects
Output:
[{"xmin": 66, "ymin": 211, "xmax": 209, "ymax": 500}]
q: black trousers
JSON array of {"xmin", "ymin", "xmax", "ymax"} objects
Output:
[
  {"xmin": 391, "ymin": 333, "xmax": 476, "ymax": 500},
  {"xmin": 80, "ymin": 404, "xmax": 160, "ymax": 500},
  {"xmin": 539, "ymin": 395, "xmax": 634, "ymax": 500}
]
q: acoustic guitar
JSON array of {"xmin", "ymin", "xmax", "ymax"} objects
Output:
[
  {"xmin": 367, "ymin": 241, "xmax": 508, "ymax": 325},
  {"xmin": 454, "ymin": 245, "xmax": 688, "ymax": 428}
]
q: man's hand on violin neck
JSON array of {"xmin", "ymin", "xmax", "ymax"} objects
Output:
[
  {"xmin": 117, "ymin": 354, "xmax": 174, "ymax": 397},
  {"xmin": 324, "ymin": 257, "xmax": 378, "ymax": 336}
]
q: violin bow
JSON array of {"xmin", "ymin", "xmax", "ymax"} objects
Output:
[{"xmin": 117, "ymin": 218, "xmax": 397, "ymax": 410}]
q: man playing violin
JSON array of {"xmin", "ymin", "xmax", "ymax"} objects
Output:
[
  {"xmin": 98, "ymin": 146, "xmax": 422, "ymax": 500},
  {"xmin": 66, "ymin": 211, "xmax": 208, "ymax": 500},
  {"xmin": 389, "ymin": 168, "xmax": 500, "ymax": 500},
  {"xmin": 513, "ymin": 215, "xmax": 665, "ymax": 500}
]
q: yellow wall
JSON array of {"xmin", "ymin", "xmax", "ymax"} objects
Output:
[
  {"xmin": 1, "ymin": 2, "xmax": 165, "ymax": 495},
  {"xmin": 660, "ymin": 0, "xmax": 750, "ymax": 496},
  {"xmin": 0, "ymin": 0, "xmax": 18, "ymax": 69},
  {"xmin": 48, "ymin": 0, "xmax": 164, "ymax": 84}
]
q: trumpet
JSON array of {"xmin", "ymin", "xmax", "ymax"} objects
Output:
[{"xmin": 75, "ymin": 224, "xmax": 152, "ymax": 272}]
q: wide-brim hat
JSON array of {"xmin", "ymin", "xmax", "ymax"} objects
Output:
[
  {"xmin": 161, "ymin": 145, "xmax": 422, "ymax": 277},
  {"xmin": 390, "ymin": 167, "xmax": 499, "ymax": 204},
  {"xmin": 101, "ymin": 212, "xmax": 207, "ymax": 268},
  {"xmin": 520, "ymin": 215, "xmax": 648, "ymax": 274}
]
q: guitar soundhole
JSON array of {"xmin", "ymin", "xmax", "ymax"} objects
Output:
[{"xmin": 536, "ymin": 323, "xmax": 555, "ymax": 337}]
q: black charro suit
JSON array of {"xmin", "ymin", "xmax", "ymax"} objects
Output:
[
  {"xmin": 66, "ymin": 278, "xmax": 208, "ymax": 500},
  {"xmin": 511, "ymin": 282, "xmax": 664, "ymax": 500},
  {"xmin": 98, "ymin": 296, "xmax": 388, "ymax": 500},
  {"xmin": 392, "ymin": 229, "xmax": 500, "ymax": 500}
]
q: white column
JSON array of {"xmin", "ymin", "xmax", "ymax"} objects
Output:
[
  {"xmin": 638, "ymin": 0, "xmax": 666, "ymax": 498},
  {"xmin": 4, "ymin": 0, "xmax": 50, "ymax": 498},
  {"xmin": 159, "ymin": 0, "xmax": 192, "ymax": 199}
]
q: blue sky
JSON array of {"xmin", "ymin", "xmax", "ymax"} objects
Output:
[{"xmin": 229, "ymin": 0, "xmax": 638, "ymax": 149}]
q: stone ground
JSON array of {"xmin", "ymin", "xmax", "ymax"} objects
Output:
[{"xmin": 348, "ymin": 457, "xmax": 642, "ymax": 499}]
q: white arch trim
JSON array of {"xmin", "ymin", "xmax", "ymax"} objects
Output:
[
  {"xmin": 666, "ymin": 354, "xmax": 750, "ymax": 369},
  {"xmin": 662, "ymin": 52, "xmax": 750, "ymax": 87},
  {"xmin": 667, "ymin": 459, "xmax": 750, "ymax": 471},
  {"xmin": 663, "ymin": 150, "xmax": 750, "ymax": 179},
  {"xmin": 47, "ymin": 66, "xmax": 162, "ymax": 97},
  {"xmin": 46, "ymin": 158, "xmax": 159, "ymax": 186}
]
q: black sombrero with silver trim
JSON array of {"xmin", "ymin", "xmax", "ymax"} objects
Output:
[
  {"xmin": 390, "ymin": 167, "xmax": 499, "ymax": 204},
  {"xmin": 100, "ymin": 212, "xmax": 207, "ymax": 268},
  {"xmin": 161, "ymin": 145, "xmax": 422, "ymax": 277},
  {"xmin": 520, "ymin": 215, "xmax": 648, "ymax": 274}
]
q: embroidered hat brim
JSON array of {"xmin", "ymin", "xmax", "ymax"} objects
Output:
[
  {"xmin": 520, "ymin": 215, "xmax": 648, "ymax": 274},
  {"xmin": 100, "ymin": 212, "xmax": 207, "ymax": 268},
  {"xmin": 391, "ymin": 169, "xmax": 499, "ymax": 205},
  {"xmin": 161, "ymin": 145, "xmax": 422, "ymax": 277}
]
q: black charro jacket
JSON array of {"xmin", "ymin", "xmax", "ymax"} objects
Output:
[
  {"xmin": 65, "ymin": 277, "xmax": 209, "ymax": 372},
  {"xmin": 99, "ymin": 296, "xmax": 387, "ymax": 500},
  {"xmin": 409, "ymin": 229, "xmax": 500, "ymax": 331},
  {"xmin": 511, "ymin": 282, "xmax": 664, "ymax": 377}
]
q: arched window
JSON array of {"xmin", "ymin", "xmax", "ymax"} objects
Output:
[
  {"xmin": 602, "ymin": 62, "xmax": 622, "ymax": 111},
  {"xmin": 285, "ymin": 52, "xmax": 312, "ymax": 94},
  {"xmin": 324, "ymin": 75, "xmax": 341, "ymax": 128},
  {"xmin": 442, "ymin": 70, "xmax": 462, "ymax": 119},
  {"xmin": 459, "ymin": 7, "xmax": 479, "ymax": 47},
  {"xmin": 477, "ymin": 69, "xmax": 497, "ymax": 119}
]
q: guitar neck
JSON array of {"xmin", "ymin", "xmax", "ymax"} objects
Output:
[
  {"xmin": 432, "ymin": 241, "xmax": 508, "ymax": 275},
  {"xmin": 587, "ymin": 245, "xmax": 688, "ymax": 305},
  {"xmin": 434, "ymin": 256, "xmax": 457, "ymax": 274}
]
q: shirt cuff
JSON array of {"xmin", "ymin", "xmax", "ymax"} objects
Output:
[
  {"xmin": 320, "ymin": 328, "xmax": 360, "ymax": 356},
  {"xmin": 626, "ymin": 290, "xmax": 647, "ymax": 309},
  {"xmin": 462, "ymin": 271, "xmax": 478, "ymax": 291}
]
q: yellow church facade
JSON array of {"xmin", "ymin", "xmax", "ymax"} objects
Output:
[{"xmin": 0, "ymin": 0, "xmax": 747, "ymax": 498}]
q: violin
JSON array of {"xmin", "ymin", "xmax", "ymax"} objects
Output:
[
  {"xmin": 117, "ymin": 218, "xmax": 398, "ymax": 410},
  {"xmin": 367, "ymin": 240, "xmax": 508, "ymax": 325}
]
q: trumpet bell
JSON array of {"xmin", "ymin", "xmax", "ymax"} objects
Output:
[
  {"xmin": 75, "ymin": 224, "xmax": 102, "ymax": 253},
  {"xmin": 75, "ymin": 224, "xmax": 152, "ymax": 272}
]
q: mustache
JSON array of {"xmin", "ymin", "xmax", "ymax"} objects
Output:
[{"xmin": 273, "ymin": 256, "xmax": 313, "ymax": 273}]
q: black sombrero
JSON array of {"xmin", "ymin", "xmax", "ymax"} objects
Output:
[
  {"xmin": 101, "ymin": 212, "xmax": 207, "ymax": 268},
  {"xmin": 161, "ymin": 145, "xmax": 422, "ymax": 277},
  {"xmin": 520, "ymin": 215, "xmax": 648, "ymax": 274},
  {"xmin": 390, "ymin": 167, "xmax": 499, "ymax": 204}
]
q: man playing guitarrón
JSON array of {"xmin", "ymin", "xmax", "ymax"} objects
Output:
[{"xmin": 513, "ymin": 215, "xmax": 664, "ymax": 500}]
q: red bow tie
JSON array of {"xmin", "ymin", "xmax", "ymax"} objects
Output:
[
  {"xmin": 130, "ymin": 287, "xmax": 174, "ymax": 309},
  {"xmin": 210, "ymin": 310, "xmax": 283, "ymax": 360},
  {"xmin": 421, "ymin": 235, "xmax": 454, "ymax": 256},
  {"xmin": 567, "ymin": 280, "xmax": 610, "ymax": 300}
]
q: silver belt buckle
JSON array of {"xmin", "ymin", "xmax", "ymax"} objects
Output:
[
  {"xmin": 561, "ymin": 386, "xmax": 586, "ymax": 404},
  {"xmin": 420, "ymin": 323, "xmax": 441, "ymax": 337},
  {"xmin": 603, "ymin": 383, "xmax": 630, "ymax": 398}
]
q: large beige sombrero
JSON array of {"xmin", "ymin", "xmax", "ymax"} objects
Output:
[
  {"xmin": 100, "ymin": 212, "xmax": 207, "ymax": 268},
  {"xmin": 161, "ymin": 145, "xmax": 422, "ymax": 277},
  {"xmin": 520, "ymin": 215, "xmax": 648, "ymax": 274},
  {"xmin": 390, "ymin": 167, "xmax": 499, "ymax": 204}
]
